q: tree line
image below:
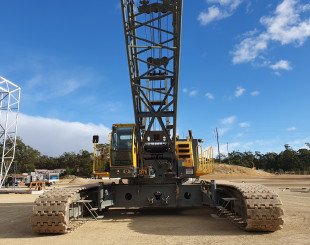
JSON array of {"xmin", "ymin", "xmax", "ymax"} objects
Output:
[
  {"xmin": 219, "ymin": 144, "xmax": 310, "ymax": 174},
  {"xmin": 9, "ymin": 138, "xmax": 93, "ymax": 177},
  {"xmin": 5, "ymin": 139, "xmax": 310, "ymax": 177}
]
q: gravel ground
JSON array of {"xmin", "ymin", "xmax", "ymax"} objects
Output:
[{"xmin": 0, "ymin": 175, "xmax": 309, "ymax": 245}]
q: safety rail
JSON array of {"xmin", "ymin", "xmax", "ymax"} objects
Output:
[
  {"xmin": 196, "ymin": 145, "xmax": 214, "ymax": 176},
  {"xmin": 93, "ymin": 140, "xmax": 110, "ymax": 177}
]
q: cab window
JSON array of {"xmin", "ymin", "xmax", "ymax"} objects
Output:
[{"xmin": 111, "ymin": 127, "xmax": 133, "ymax": 151}]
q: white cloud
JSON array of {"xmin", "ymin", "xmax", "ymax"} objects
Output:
[
  {"xmin": 251, "ymin": 91, "xmax": 260, "ymax": 96},
  {"xmin": 229, "ymin": 142, "xmax": 241, "ymax": 148},
  {"xmin": 221, "ymin": 115, "xmax": 236, "ymax": 125},
  {"xmin": 274, "ymin": 71, "xmax": 281, "ymax": 76},
  {"xmin": 103, "ymin": 101, "xmax": 123, "ymax": 112},
  {"xmin": 241, "ymin": 29, "xmax": 259, "ymax": 38},
  {"xmin": 270, "ymin": 60, "xmax": 293, "ymax": 70},
  {"xmin": 207, "ymin": 0, "xmax": 241, "ymax": 8},
  {"xmin": 21, "ymin": 70, "xmax": 99, "ymax": 107},
  {"xmin": 3, "ymin": 56, "xmax": 101, "ymax": 105},
  {"xmin": 198, "ymin": 0, "xmax": 243, "ymax": 25},
  {"xmin": 239, "ymin": 122, "xmax": 250, "ymax": 127},
  {"xmin": 205, "ymin": 92, "xmax": 215, "ymax": 99},
  {"xmin": 218, "ymin": 127, "xmax": 230, "ymax": 136},
  {"xmin": 235, "ymin": 86, "xmax": 246, "ymax": 97},
  {"xmin": 244, "ymin": 141, "xmax": 254, "ymax": 148},
  {"xmin": 198, "ymin": 6, "xmax": 230, "ymax": 25},
  {"xmin": 17, "ymin": 114, "xmax": 110, "ymax": 156},
  {"xmin": 288, "ymin": 137, "xmax": 310, "ymax": 150},
  {"xmin": 286, "ymin": 126, "xmax": 297, "ymax": 131},
  {"xmin": 219, "ymin": 141, "xmax": 240, "ymax": 155},
  {"xmin": 182, "ymin": 88, "xmax": 188, "ymax": 93},
  {"xmin": 289, "ymin": 137, "xmax": 310, "ymax": 145},
  {"xmin": 189, "ymin": 90, "xmax": 198, "ymax": 96},
  {"xmin": 232, "ymin": 33, "xmax": 269, "ymax": 64},
  {"xmin": 261, "ymin": 0, "xmax": 310, "ymax": 45},
  {"xmin": 232, "ymin": 0, "xmax": 310, "ymax": 64},
  {"xmin": 246, "ymin": 1, "xmax": 253, "ymax": 14}
]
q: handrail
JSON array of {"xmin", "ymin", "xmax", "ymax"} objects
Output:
[
  {"xmin": 93, "ymin": 132, "xmax": 112, "ymax": 176},
  {"xmin": 196, "ymin": 144, "xmax": 203, "ymax": 172},
  {"xmin": 196, "ymin": 145, "xmax": 214, "ymax": 175},
  {"xmin": 93, "ymin": 143, "xmax": 110, "ymax": 176},
  {"xmin": 93, "ymin": 142, "xmax": 97, "ymax": 173}
]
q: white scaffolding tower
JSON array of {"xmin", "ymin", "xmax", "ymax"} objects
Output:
[{"xmin": 0, "ymin": 76, "xmax": 21, "ymax": 188}]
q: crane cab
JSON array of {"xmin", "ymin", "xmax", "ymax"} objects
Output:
[{"xmin": 109, "ymin": 124, "xmax": 138, "ymax": 178}]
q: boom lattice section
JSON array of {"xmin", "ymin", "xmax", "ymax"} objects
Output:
[{"xmin": 121, "ymin": 0, "xmax": 182, "ymax": 153}]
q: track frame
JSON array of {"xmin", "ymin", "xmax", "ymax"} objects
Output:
[{"xmin": 31, "ymin": 181, "xmax": 284, "ymax": 234}]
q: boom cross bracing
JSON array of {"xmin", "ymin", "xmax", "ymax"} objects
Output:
[{"xmin": 121, "ymin": 0, "xmax": 182, "ymax": 156}]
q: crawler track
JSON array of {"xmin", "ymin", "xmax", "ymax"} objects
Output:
[
  {"xmin": 31, "ymin": 181, "xmax": 284, "ymax": 234},
  {"xmin": 31, "ymin": 184, "xmax": 97, "ymax": 234},
  {"xmin": 216, "ymin": 181, "xmax": 284, "ymax": 231}
]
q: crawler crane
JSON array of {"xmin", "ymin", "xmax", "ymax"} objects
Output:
[{"xmin": 31, "ymin": 0, "xmax": 284, "ymax": 233}]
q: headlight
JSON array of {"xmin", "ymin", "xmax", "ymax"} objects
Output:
[{"xmin": 123, "ymin": 169, "xmax": 131, "ymax": 174}]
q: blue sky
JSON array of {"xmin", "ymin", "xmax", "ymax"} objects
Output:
[{"xmin": 0, "ymin": 0, "xmax": 309, "ymax": 156}]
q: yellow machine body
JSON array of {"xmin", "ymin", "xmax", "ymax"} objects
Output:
[
  {"xmin": 176, "ymin": 138, "xmax": 214, "ymax": 177},
  {"xmin": 176, "ymin": 140, "xmax": 195, "ymax": 167},
  {"xmin": 93, "ymin": 124, "xmax": 138, "ymax": 178}
]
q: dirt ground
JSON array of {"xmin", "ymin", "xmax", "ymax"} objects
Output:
[{"xmin": 0, "ymin": 175, "xmax": 310, "ymax": 245}]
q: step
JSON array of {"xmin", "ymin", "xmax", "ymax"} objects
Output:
[
  {"xmin": 237, "ymin": 221, "xmax": 246, "ymax": 224},
  {"xmin": 222, "ymin": 197, "xmax": 238, "ymax": 201},
  {"xmin": 90, "ymin": 208, "xmax": 98, "ymax": 211},
  {"xmin": 216, "ymin": 206, "xmax": 226, "ymax": 210},
  {"xmin": 77, "ymin": 200, "xmax": 92, "ymax": 203},
  {"xmin": 96, "ymin": 215, "xmax": 104, "ymax": 219},
  {"xmin": 232, "ymin": 217, "xmax": 243, "ymax": 221}
]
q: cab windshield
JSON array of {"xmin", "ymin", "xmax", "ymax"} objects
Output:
[
  {"xmin": 110, "ymin": 126, "xmax": 134, "ymax": 166},
  {"xmin": 111, "ymin": 127, "xmax": 133, "ymax": 150}
]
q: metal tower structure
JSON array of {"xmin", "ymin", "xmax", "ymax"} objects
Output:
[
  {"xmin": 0, "ymin": 76, "xmax": 21, "ymax": 188},
  {"xmin": 121, "ymin": 0, "xmax": 182, "ymax": 155}
]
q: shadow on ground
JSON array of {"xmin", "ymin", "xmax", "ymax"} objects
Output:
[
  {"xmin": 99, "ymin": 207, "xmax": 266, "ymax": 237},
  {"xmin": 0, "ymin": 203, "xmax": 268, "ymax": 239}
]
